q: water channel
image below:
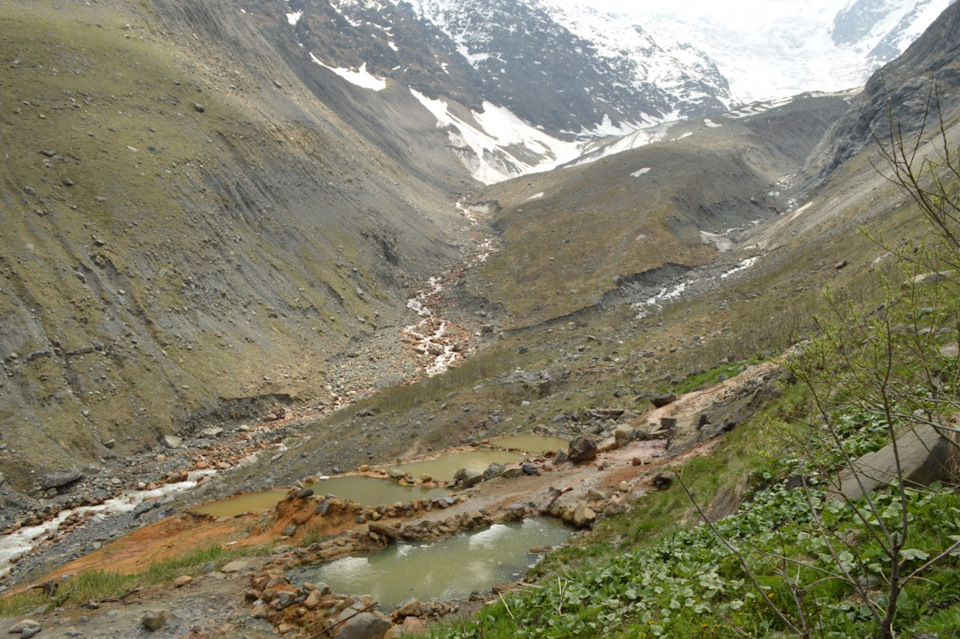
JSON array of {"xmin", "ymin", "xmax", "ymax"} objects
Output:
[{"xmin": 294, "ymin": 517, "xmax": 571, "ymax": 609}]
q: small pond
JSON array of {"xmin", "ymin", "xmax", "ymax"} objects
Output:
[
  {"xmin": 489, "ymin": 434, "xmax": 569, "ymax": 454},
  {"xmin": 294, "ymin": 517, "xmax": 571, "ymax": 610},
  {"xmin": 190, "ymin": 488, "xmax": 291, "ymax": 517},
  {"xmin": 308, "ymin": 475, "xmax": 452, "ymax": 506},
  {"xmin": 382, "ymin": 450, "xmax": 525, "ymax": 482}
]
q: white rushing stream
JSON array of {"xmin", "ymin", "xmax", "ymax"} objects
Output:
[{"xmin": 0, "ymin": 470, "xmax": 215, "ymax": 580}]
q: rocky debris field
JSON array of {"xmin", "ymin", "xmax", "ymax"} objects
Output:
[{"xmin": 0, "ymin": 355, "xmax": 789, "ymax": 638}]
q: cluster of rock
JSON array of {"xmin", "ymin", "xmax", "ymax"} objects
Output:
[
  {"xmin": 6, "ymin": 619, "xmax": 41, "ymax": 638},
  {"xmin": 278, "ymin": 496, "xmax": 527, "ymax": 566},
  {"xmin": 247, "ymin": 565, "xmax": 469, "ymax": 638}
]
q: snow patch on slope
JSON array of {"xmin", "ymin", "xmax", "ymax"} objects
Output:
[
  {"xmin": 310, "ymin": 54, "xmax": 387, "ymax": 91},
  {"xmin": 570, "ymin": 121, "xmax": 675, "ymax": 168},
  {"xmin": 411, "ymin": 89, "xmax": 584, "ymax": 184}
]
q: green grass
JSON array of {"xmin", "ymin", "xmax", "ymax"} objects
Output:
[
  {"xmin": 432, "ymin": 480, "xmax": 960, "ymax": 639},
  {"xmin": 0, "ymin": 545, "xmax": 269, "ymax": 616},
  {"xmin": 666, "ymin": 357, "xmax": 763, "ymax": 395}
]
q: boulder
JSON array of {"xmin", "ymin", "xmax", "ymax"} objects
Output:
[
  {"xmin": 572, "ymin": 502, "xmax": 597, "ymax": 528},
  {"xmin": 832, "ymin": 424, "xmax": 956, "ymax": 501},
  {"xmin": 141, "ymin": 610, "xmax": 171, "ymax": 631},
  {"xmin": 395, "ymin": 597, "xmax": 422, "ymax": 618},
  {"xmin": 369, "ymin": 522, "xmax": 400, "ymax": 541},
  {"xmin": 521, "ymin": 463, "xmax": 539, "ymax": 476},
  {"xmin": 637, "ymin": 428, "xmax": 670, "ymax": 441},
  {"xmin": 567, "ymin": 437, "xmax": 598, "ymax": 464},
  {"xmin": 500, "ymin": 466, "xmax": 524, "ymax": 479},
  {"xmin": 454, "ymin": 469, "xmax": 483, "ymax": 488},
  {"xmin": 613, "ymin": 425, "xmax": 636, "ymax": 445},
  {"xmin": 9, "ymin": 620, "xmax": 41, "ymax": 638},
  {"xmin": 163, "ymin": 435, "xmax": 182, "ymax": 449},
  {"xmin": 653, "ymin": 471, "xmax": 675, "ymax": 490},
  {"xmin": 651, "ymin": 393, "xmax": 677, "ymax": 408},
  {"xmin": 38, "ymin": 467, "xmax": 83, "ymax": 490},
  {"xmin": 335, "ymin": 611, "xmax": 391, "ymax": 639},
  {"xmin": 603, "ymin": 501, "xmax": 625, "ymax": 517},
  {"xmin": 275, "ymin": 591, "xmax": 297, "ymax": 609},
  {"xmin": 221, "ymin": 560, "xmax": 253, "ymax": 573},
  {"xmin": 304, "ymin": 589, "xmax": 324, "ymax": 609},
  {"xmin": 401, "ymin": 616, "xmax": 425, "ymax": 634},
  {"xmin": 482, "ymin": 463, "xmax": 506, "ymax": 481}
]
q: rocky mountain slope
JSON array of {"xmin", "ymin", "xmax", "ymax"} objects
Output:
[
  {"xmin": 0, "ymin": 0, "xmax": 472, "ymax": 500},
  {"xmin": 0, "ymin": 0, "xmax": 957, "ymax": 556},
  {"xmin": 806, "ymin": 0, "xmax": 960, "ymax": 180},
  {"xmin": 2, "ymin": 1, "xmax": 960, "ymax": 636},
  {"xmin": 401, "ymin": 0, "xmax": 731, "ymax": 132},
  {"xmin": 460, "ymin": 92, "xmax": 855, "ymax": 328}
]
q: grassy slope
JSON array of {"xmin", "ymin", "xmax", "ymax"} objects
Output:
[{"xmin": 467, "ymin": 96, "xmax": 851, "ymax": 330}]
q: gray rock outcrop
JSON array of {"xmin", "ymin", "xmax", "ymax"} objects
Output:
[
  {"xmin": 832, "ymin": 424, "xmax": 957, "ymax": 501},
  {"xmin": 38, "ymin": 467, "xmax": 83, "ymax": 490}
]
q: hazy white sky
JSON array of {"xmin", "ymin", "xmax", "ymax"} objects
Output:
[{"xmin": 552, "ymin": 0, "xmax": 847, "ymax": 29}]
